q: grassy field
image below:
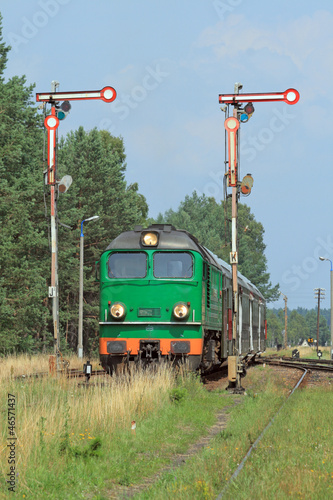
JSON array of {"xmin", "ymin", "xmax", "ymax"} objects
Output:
[
  {"xmin": 265, "ymin": 345, "xmax": 332, "ymax": 359},
  {"xmin": 0, "ymin": 353, "xmax": 332, "ymax": 499}
]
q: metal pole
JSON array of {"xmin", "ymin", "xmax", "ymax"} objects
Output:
[
  {"xmin": 78, "ymin": 222, "xmax": 84, "ymax": 359},
  {"xmin": 227, "ymin": 96, "xmax": 242, "ymax": 391},
  {"xmin": 284, "ymin": 296, "xmax": 288, "ymax": 349},
  {"xmin": 231, "ymin": 184, "xmax": 238, "ymax": 354},
  {"xmin": 316, "ymin": 289, "xmax": 320, "ymax": 354},
  {"xmin": 330, "ymin": 267, "xmax": 333, "ymax": 359},
  {"xmin": 50, "ymin": 185, "xmax": 59, "ymax": 357},
  {"xmin": 49, "ymin": 81, "xmax": 60, "ymax": 367},
  {"xmin": 78, "ymin": 216, "xmax": 99, "ymax": 358}
]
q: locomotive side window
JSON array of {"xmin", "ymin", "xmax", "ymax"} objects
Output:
[
  {"xmin": 153, "ymin": 252, "xmax": 193, "ymax": 278},
  {"xmin": 108, "ymin": 252, "xmax": 147, "ymax": 278}
]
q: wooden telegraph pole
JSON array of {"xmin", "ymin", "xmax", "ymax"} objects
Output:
[
  {"xmin": 280, "ymin": 291, "xmax": 288, "ymax": 349},
  {"xmin": 219, "ymin": 86, "xmax": 300, "ymax": 392},
  {"xmin": 36, "ymin": 84, "xmax": 116, "ymax": 366}
]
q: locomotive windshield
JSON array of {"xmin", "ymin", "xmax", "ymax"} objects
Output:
[
  {"xmin": 153, "ymin": 252, "xmax": 193, "ymax": 278},
  {"xmin": 108, "ymin": 252, "xmax": 147, "ymax": 278}
]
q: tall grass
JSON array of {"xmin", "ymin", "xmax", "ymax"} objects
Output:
[
  {"xmin": 0, "ymin": 352, "xmax": 89, "ymax": 380},
  {"xmin": 0, "ymin": 355, "xmax": 175, "ymax": 496}
]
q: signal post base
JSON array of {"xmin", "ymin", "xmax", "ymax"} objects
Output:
[{"xmin": 226, "ymin": 355, "xmax": 245, "ymax": 394}]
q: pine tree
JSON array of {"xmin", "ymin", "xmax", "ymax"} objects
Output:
[
  {"xmin": 0, "ymin": 15, "xmax": 49, "ymax": 353},
  {"xmin": 153, "ymin": 192, "xmax": 279, "ymax": 301}
]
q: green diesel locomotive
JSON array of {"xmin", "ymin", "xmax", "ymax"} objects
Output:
[{"xmin": 98, "ymin": 224, "xmax": 266, "ymax": 373}]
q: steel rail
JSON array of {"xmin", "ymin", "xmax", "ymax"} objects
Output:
[
  {"xmin": 14, "ymin": 368, "xmax": 106, "ymax": 380},
  {"xmin": 282, "ymin": 356, "xmax": 333, "ymax": 365},
  {"xmin": 216, "ymin": 365, "xmax": 308, "ymax": 499},
  {"xmin": 256, "ymin": 357, "xmax": 333, "ymax": 373}
]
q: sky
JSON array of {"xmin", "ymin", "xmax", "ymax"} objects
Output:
[{"xmin": 1, "ymin": 0, "xmax": 333, "ymax": 310}]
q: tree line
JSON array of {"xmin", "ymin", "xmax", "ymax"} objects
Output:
[{"xmin": 266, "ymin": 308, "xmax": 330, "ymax": 347}]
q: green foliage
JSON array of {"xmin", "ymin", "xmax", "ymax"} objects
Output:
[
  {"xmin": 70, "ymin": 437, "xmax": 102, "ymax": 459},
  {"xmin": 266, "ymin": 309, "xmax": 284, "ymax": 346},
  {"xmin": 0, "ymin": 19, "xmax": 47, "ymax": 353},
  {"xmin": 288, "ymin": 310, "xmax": 310, "ymax": 345},
  {"xmin": 153, "ymin": 191, "xmax": 279, "ymax": 301},
  {"xmin": 169, "ymin": 386, "xmax": 188, "ymax": 404},
  {"xmin": 305, "ymin": 309, "xmax": 330, "ymax": 345},
  {"xmin": 267, "ymin": 307, "xmax": 330, "ymax": 346}
]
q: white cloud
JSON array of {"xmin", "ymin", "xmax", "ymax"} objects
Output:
[{"xmin": 196, "ymin": 10, "xmax": 333, "ymax": 74}]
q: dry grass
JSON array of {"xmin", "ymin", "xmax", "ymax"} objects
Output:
[
  {"xmin": 0, "ymin": 354, "xmax": 175, "ymax": 490},
  {"xmin": 0, "ymin": 352, "xmax": 95, "ymax": 380},
  {"xmin": 266, "ymin": 345, "xmax": 331, "ymax": 359}
]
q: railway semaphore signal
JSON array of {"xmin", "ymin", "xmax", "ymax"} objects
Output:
[
  {"xmin": 36, "ymin": 86, "xmax": 117, "ymax": 103},
  {"xmin": 37, "ymin": 82, "xmax": 117, "ymax": 367},
  {"xmin": 219, "ymin": 88, "xmax": 300, "ymax": 105},
  {"xmin": 221, "ymin": 83, "xmax": 300, "ymax": 392}
]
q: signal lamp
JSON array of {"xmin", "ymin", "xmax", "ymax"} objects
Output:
[
  {"xmin": 58, "ymin": 175, "xmax": 73, "ymax": 193},
  {"xmin": 110, "ymin": 302, "xmax": 126, "ymax": 320},
  {"xmin": 240, "ymin": 102, "xmax": 255, "ymax": 123},
  {"xmin": 56, "ymin": 100, "xmax": 71, "ymax": 120},
  {"xmin": 141, "ymin": 232, "xmax": 158, "ymax": 246},
  {"xmin": 240, "ymin": 173, "xmax": 254, "ymax": 196},
  {"xmin": 173, "ymin": 302, "xmax": 189, "ymax": 320}
]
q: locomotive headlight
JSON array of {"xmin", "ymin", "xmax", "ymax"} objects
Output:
[
  {"xmin": 141, "ymin": 232, "xmax": 158, "ymax": 246},
  {"xmin": 110, "ymin": 302, "xmax": 126, "ymax": 320},
  {"xmin": 173, "ymin": 302, "xmax": 189, "ymax": 320}
]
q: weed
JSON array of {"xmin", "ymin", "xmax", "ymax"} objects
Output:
[
  {"xmin": 71, "ymin": 437, "xmax": 102, "ymax": 458},
  {"xmin": 38, "ymin": 416, "xmax": 47, "ymax": 450},
  {"xmin": 169, "ymin": 387, "xmax": 188, "ymax": 404},
  {"xmin": 219, "ymin": 430, "xmax": 232, "ymax": 440},
  {"xmin": 58, "ymin": 396, "xmax": 70, "ymax": 455}
]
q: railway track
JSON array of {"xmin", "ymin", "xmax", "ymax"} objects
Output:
[
  {"xmin": 14, "ymin": 367, "xmax": 107, "ymax": 380},
  {"xmin": 216, "ymin": 357, "xmax": 312, "ymax": 499},
  {"xmin": 256, "ymin": 354, "xmax": 333, "ymax": 373}
]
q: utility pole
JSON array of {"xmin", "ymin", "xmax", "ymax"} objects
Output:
[
  {"xmin": 219, "ymin": 86, "xmax": 299, "ymax": 393},
  {"xmin": 36, "ymin": 84, "xmax": 116, "ymax": 365},
  {"xmin": 314, "ymin": 288, "xmax": 325, "ymax": 354},
  {"xmin": 280, "ymin": 291, "xmax": 288, "ymax": 349}
]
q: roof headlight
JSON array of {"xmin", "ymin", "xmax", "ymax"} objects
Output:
[
  {"xmin": 173, "ymin": 302, "xmax": 189, "ymax": 320},
  {"xmin": 110, "ymin": 302, "xmax": 126, "ymax": 320},
  {"xmin": 141, "ymin": 232, "xmax": 158, "ymax": 246}
]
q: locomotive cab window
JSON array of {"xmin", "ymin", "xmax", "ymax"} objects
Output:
[
  {"xmin": 153, "ymin": 252, "xmax": 193, "ymax": 278},
  {"xmin": 108, "ymin": 252, "xmax": 147, "ymax": 278}
]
